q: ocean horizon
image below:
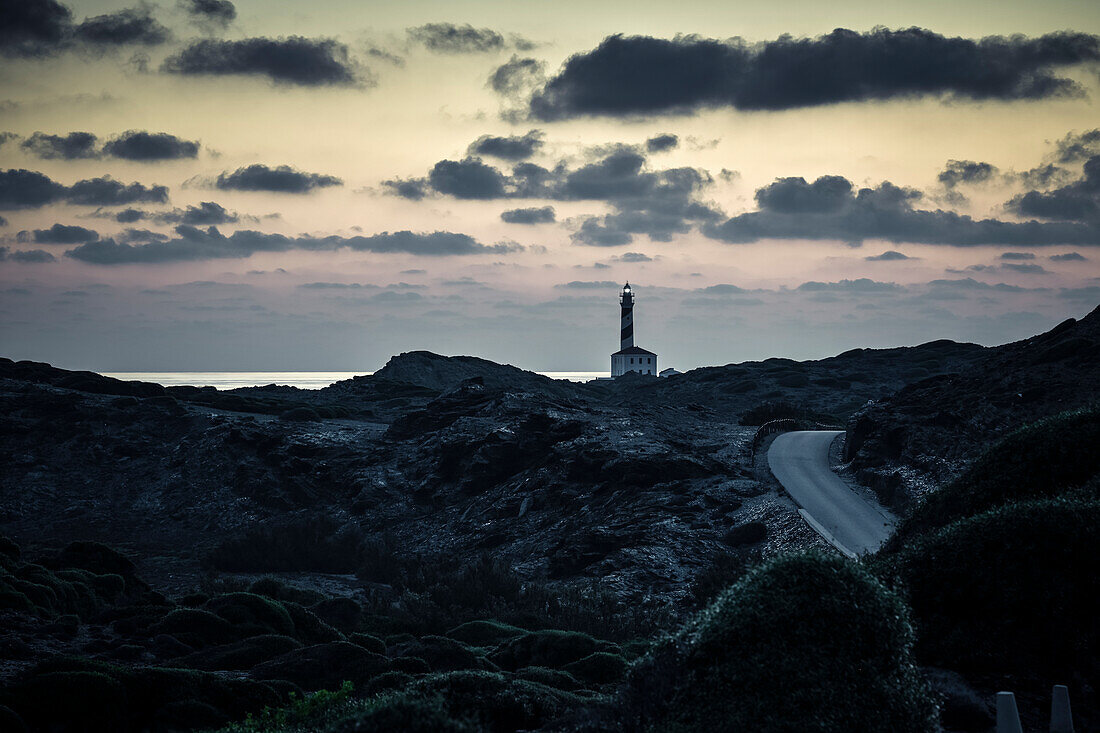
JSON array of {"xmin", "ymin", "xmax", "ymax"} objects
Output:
[{"xmin": 100, "ymin": 371, "xmax": 612, "ymax": 390}]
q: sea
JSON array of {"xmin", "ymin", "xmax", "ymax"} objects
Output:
[{"xmin": 100, "ymin": 371, "xmax": 610, "ymax": 390}]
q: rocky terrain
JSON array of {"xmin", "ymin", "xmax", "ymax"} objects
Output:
[{"xmin": 0, "ymin": 305, "xmax": 1097, "ymax": 731}]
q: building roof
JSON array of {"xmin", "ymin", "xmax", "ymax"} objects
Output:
[{"xmin": 612, "ymin": 346, "xmax": 657, "ymax": 356}]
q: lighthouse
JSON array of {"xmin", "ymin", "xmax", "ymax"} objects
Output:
[{"xmin": 611, "ymin": 282, "xmax": 658, "ymax": 377}]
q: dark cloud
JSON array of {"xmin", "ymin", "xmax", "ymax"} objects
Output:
[
  {"xmin": 704, "ymin": 174, "xmax": 1100, "ymax": 246},
  {"xmin": 408, "ymin": 23, "xmax": 504, "ymax": 54},
  {"xmin": 0, "ymin": 215, "xmax": 6, "ymax": 226},
  {"xmin": 755, "ymin": 175, "xmax": 852, "ymax": 213},
  {"xmin": 1002, "ymin": 262, "xmax": 1048, "ymax": 274},
  {"xmin": 367, "ymin": 47, "xmax": 404, "ymax": 67},
  {"xmin": 65, "ymin": 225, "xmax": 519, "ymax": 264},
  {"xmin": 0, "ymin": 246, "xmax": 56, "ymax": 263},
  {"xmin": 488, "ymin": 55, "xmax": 544, "ymax": 97},
  {"xmin": 1008, "ymin": 155, "xmax": 1100, "ymax": 224},
  {"xmin": 698, "ymin": 283, "xmax": 747, "ymax": 294},
  {"xmin": 500, "ymin": 206, "xmax": 555, "ymax": 224},
  {"xmin": 0, "ymin": 0, "xmax": 72, "ymax": 57},
  {"xmin": 103, "ymin": 131, "xmax": 200, "ymax": 160},
  {"xmin": 115, "ymin": 208, "xmax": 146, "ymax": 223},
  {"xmin": 554, "ymin": 280, "xmax": 619, "ymax": 289},
  {"xmin": 163, "ymin": 201, "xmax": 238, "ymax": 225},
  {"xmin": 1054, "ymin": 129, "xmax": 1100, "ymax": 163},
  {"xmin": 939, "ymin": 160, "xmax": 997, "ymax": 188},
  {"xmin": 1050, "ymin": 252, "xmax": 1087, "ymax": 261},
  {"xmin": 215, "ymin": 164, "xmax": 342, "ymax": 193},
  {"xmin": 0, "ymin": 132, "xmax": 15, "ymax": 147},
  {"xmin": 21, "ymin": 131, "xmax": 99, "ymax": 160},
  {"xmin": 646, "ymin": 134, "xmax": 678, "ymax": 153},
  {"xmin": 118, "ymin": 228, "xmax": 168, "ymax": 243},
  {"xmin": 796, "ymin": 278, "xmax": 902, "ymax": 293},
  {"xmin": 529, "ymin": 29, "xmax": 1100, "ymax": 119},
  {"xmin": 67, "ymin": 176, "xmax": 169, "ymax": 206},
  {"xmin": 162, "ymin": 37, "xmax": 358, "ymax": 86},
  {"xmin": 865, "ymin": 250, "xmax": 912, "ymax": 261},
  {"xmin": 428, "ymin": 158, "xmax": 506, "ymax": 199},
  {"xmin": 182, "ymin": 0, "xmax": 236, "ymax": 29},
  {"xmin": 74, "ymin": 7, "xmax": 169, "ymax": 46},
  {"xmin": 32, "ymin": 223, "xmax": 99, "ymax": 243},
  {"xmin": 299, "ymin": 281, "xmax": 376, "ymax": 290},
  {"xmin": 616, "ymin": 252, "xmax": 652, "ymax": 262},
  {"xmin": 1017, "ymin": 163, "xmax": 1071, "ymax": 189},
  {"xmin": 468, "ymin": 130, "xmax": 544, "ymax": 160},
  {"xmin": 0, "ymin": 169, "xmax": 67, "ymax": 208},
  {"xmin": 1000, "ymin": 251, "xmax": 1035, "ymax": 260},
  {"xmin": 1059, "ymin": 285, "xmax": 1100, "ymax": 300},
  {"xmin": 382, "ymin": 178, "xmax": 429, "ymax": 201},
  {"xmin": 571, "ymin": 218, "xmax": 634, "ymax": 246},
  {"xmin": 927, "ymin": 277, "xmax": 1030, "ymax": 293}
]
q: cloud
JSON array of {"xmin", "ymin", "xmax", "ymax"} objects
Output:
[
  {"xmin": 529, "ymin": 29, "xmax": 1100, "ymax": 119},
  {"xmin": 381, "ymin": 178, "xmax": 429, "ymax": 200},
  {"xmin": 32, "ymin": 223, "xmax": 99, "ymax": 243},
  {"xmin": 182, "ymin": 0, "xmax": 236, "ymax": 30},
  {"xmin": 0, "ymin": 169, "xmax": 67, "ymax": 208},
  {"xmin": 1002, "ymin": 262, "xmax": 1049, "ymax": 274},
  {"xmin": 74, "ymin": 7, "xmax": 169, "ymax": 46},
  {"xmin": 162, "ymin": 37, "xmax": 358, "ymax": 86},
  {"xmin": 299, "ymin": 281, "xmax": 376, "ymax": 289},
  {"xmin": 114, "ymin": 208, "xmax": 146, "ymax": 223},
  {"xmin": 64, "ymin": 225, "xmax": 520, "ymax": 264},
  {"xmin": 468, "ymin": 130, "xmax": 544, "ymax": 160},
  {"xmin": 1000, "ymin": 251, "xmax": 1035, "ymax": 260},
  {"xmin": 1054, "ymin": 129, "xmax": 1100, "ymax": 163},
  {"xmin": 0, "ymin": 0, "xmax": 72, "ymax": 58},
  {"xmin": 704, "ymin": 174, "xmax": 1100, "ymax": 246},
  {"xmin": 67, "ymin": 175, "xmax": 168, "ymax": 206},
  {"xmin": 554, "ymin": 280, "xmax": 619, "ymax": 289},
  {"xmin": 118, "ymin": 228, "xmax": 168, "ymax": 243},
  {"xmin": 162, "ymin": 201, "xmax": 238, "ymax": 224},
  {"xmin": 939, "ymin": 160, "xmax": 997, "ymax": 188},
  {"xmin": 927, "ymin": 277, "xmax": 1030, "ymax": 293},
  {"xmin": 615, "ymin": 251, "xmax": 652, "ymax": 262},
  {"xmin": 796, "ymin": 278, "xmax": 902, "ymax": 293},
  {"xmin": 0, "ymin": 246, "xmax": 56, "ymax": 263},
  {"xmin": 1008, "ymin": 155, "xmax": 1100, "ymax": 224},
  {"xmin": 501, "ymin": 205, "xmax": 555, "ymax": 224},
  {"xmin": 865, "ymin": 250, "xmax": 912, "ymax": 261},
  {"xmin": 645, "ymin": 133, "xmax": 679, "ymax": 153},
  {"xmin": 1059, "ymin": 285, "xmax": 1100, "ymax": 300},
  {"xmin": 103, "ymin": 131, "xmax": 200, "ymax": 160},
  {"xmin": 21, "ymin": 131, "xmax": 99, "ymax": 159},
  {"xmin": 215, "ymin": 164, "xmax": 342, "ymax": 193},
  {"xmin": 698, "ymin": 283, "xmax": 747, "ymax": 294},
  {"xmin": 1050, "ymin": 252, "xmax": 1087, "ymax": 261},
  {"xmin": 0, "ymin": 215, "xmax": 6, "ymax": 226},
  {"xmin": 408, "ymin": 23, "xmax": 504, "ymax": 54},
  {"xmin": 488, "ymin": 55, "xmax": 544, "ymax": 98},
  {"xmin": 427, "ymin": 158, "xmax": 506, "ymax": 199}
]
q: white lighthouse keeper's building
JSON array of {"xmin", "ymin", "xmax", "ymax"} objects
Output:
[{"xmin": 611, "ymin": 282, "xmax": 658, "ymax": 377}]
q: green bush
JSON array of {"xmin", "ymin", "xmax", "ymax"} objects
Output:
[
  {"xmin": 205, "ymin": 592, "xmax": 297, "ymax": 637},
  {"xmin": 515, "ymin": 666, "xmax": 584, "ymax": 691},
  {"xmin": 888, "ymin": 406, "xmax": 1100, "ymax": 546},
  {"xmin": 634, "ymin": 553, "xmax": 935, "ymax": 733},
  {"xmin": 250, "ymin": 642, "xmax": 391, "ymax": 690},
  {"xmin": 348, "ymin": 632, "xmax": 386, "ymax": 655},
  {"xmin": 174, "ymin": 635, "xmax": 304, "ymax": 671},
  {"xmin": 207, "ymin": 516, "xmax": 365, "ymax": 573},
  {"xmin": 488, "ymin": 630, "xmax": 612, "ymax": 671},
  {"xmin": 445, "ymin": 620, "xmax": 525, "ymax": 647},
  {"xmin": 407, "ymin": 671, "xmax": 580, "ymax": 733},
  {"xmin": 563, "ymin": 652, "xmax": 628, "ymax": 686},
  {"xmin": 874, "ymin": 498, "xmax": 1099, "ymax": 680},
  {"xmin": 394, "ymin": 635, "xmax": 488, "ymax": 673},
  {"xmin": 151, "ymin": 608, "xmax": 239, "ymax": 647},
  {"xmin": 328, "ymin": 692, "xmax": 476, "ymax": 733}
]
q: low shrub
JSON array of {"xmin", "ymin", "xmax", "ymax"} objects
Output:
[
  {"xmin": 174, "ymin": 635, "xmax": 304, "ymax": 671},
  {"xmin": 206, "ymin": 515, "xmax": 365, "ymax": 573},
  {"xmin": 445, "ymin": 620, "xmax": 526, "ymax": 647},
  {"xmin": 250, "ymin": 642, "xmax": 391, "ymax": 690},
  {"xmin": 488, "ymin": 630, "xmax": 612, "ymax": 671},
  {"xmin": 563, "ymin": 652, "xmax": 628, "ymax": 686}
]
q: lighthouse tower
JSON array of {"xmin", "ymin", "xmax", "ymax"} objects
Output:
[{"xmin": 611, "ymin": 282, "xmax": 657, "ymax": 377}]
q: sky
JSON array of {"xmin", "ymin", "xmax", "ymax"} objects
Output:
[{"xmin": 1, "ymin": 0, "xmax": 1099, "ymax": 372}]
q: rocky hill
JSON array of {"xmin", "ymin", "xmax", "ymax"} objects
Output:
[{"xmin": 846, "ymin": 305, "xmax": 1100, "ymax": 506}]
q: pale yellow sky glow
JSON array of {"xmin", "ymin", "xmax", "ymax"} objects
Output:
[{"xmin": 2, "ymin": 0, "xmax": 1099, "ymax": 370}]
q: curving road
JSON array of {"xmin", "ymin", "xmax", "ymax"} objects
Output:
[{"xmin": 767, "ymin": 430, "xmax": 894, "ymax": 558}]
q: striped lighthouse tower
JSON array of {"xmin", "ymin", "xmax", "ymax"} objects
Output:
[
  {"xmin": 610, "ymin": 282, "xmax": 657, "ymax": 377},
  {"xmin": 620, "ymin": 282, "xmax": 634, "ymax": 350}
]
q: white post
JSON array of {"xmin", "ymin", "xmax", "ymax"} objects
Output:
[
  {"xmin": 1050, "ymin": 685, "xmax": 1074, "ymax": 733},
  {"xmin": 997, "ymin": 691, "xmax": 1023, "ymax": 733}
]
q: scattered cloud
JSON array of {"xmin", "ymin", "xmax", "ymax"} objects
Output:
[
  {"xmin": 74, "ymin": 6, "xmax": 170, "ymax": 47},
  {"xmin": 796, "ymin": 278, "xmax": 902, "ymax": 293},
  {"xmin": 939, "ymin": 159, "xmax": 997, "ymax": 188},
  {"xmin": 426, "ymin": 158, "xmax": 507, "ymax": 199},
  {"xmin": 0, "ymin": 169, "xmax": 168, "ymax": 209},
  {"xmin": 1, "ymin": 0, "xmax": 170, "ymax": 57},
  {"xmin": 646, "ymin": 133, "xmax": 678, "ymax": 153},
  {"xmin": 704, "ymin": 174, "xmax": 1100, "ymax": 246},
  {"xmin": 182, "ymin": 0, "xmax": 236, "ymax": 31},
  {"xmin": 615, "ymin": 251, "xmax": 652, "ymax": 262},
  {"xmin": 488, "ymin": 55, "xmax": 545, "ymax": 98},
  {"xmin": 1050, "ymin": 252, "xmax": 1087, "ymax": 261},
  {"xmin": 864, "ymin": 250, "xmax": 912, "ymax": 261},
  {"xmin": 1001, "ymin": 262, "xmax": 1049, "ymax": 274},
  {"xmin": 408, "ymin": 23, "xmax": 505, "ymax": 54},
  {"xmin": 554, "ymin": 280, "xmax": 619, "ymax": 289},
  {"xmin": 21, "ymin": 131, "xmax": 99, "ymax": 159},
  {"xmin": 501, "ymin": 205, "xmax": 555, "ymax": 224},
  {"xmin": 1008, "ymin": 155, "xmax": 1099, "ymax": 224},
  {"xmin": 162, "ymin": 37, "xmax": 359, "ymax": 86},
  {"xmin": 0, "ymin": 246, "xmax": 56, "ymax": 263},
  {"xmin": 528, "ymin": 29, "xmax": 1100, "ymax": 119},
  {"xmin": 1054, "ymin": 129, "xmax": 1100, "ymax": 163},
  {"xmin": 31, "ymin": 223, "xmax": 99, "ymax": 243},
  {"xmin": 103, "ymin": 131, "xmax": 199, "ymax": 160},
  {"xmin": 64, "ymin": 225, "xmax": 521, "ymax": 264},
  {"xmin": 1000, "ymin": 251, "xmax": 1035, "ymax": 260},
  {"xmin": 468, "ymin": 129, "xmax": 544, "ymax": 160},
  {"xmin": 215, "ymin": 164, "xmax": 342, "ymax": 193}
]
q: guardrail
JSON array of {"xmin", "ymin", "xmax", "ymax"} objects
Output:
[{"xmin": 749, "ymin": 418, "xmax": 843, "ymax": 460}]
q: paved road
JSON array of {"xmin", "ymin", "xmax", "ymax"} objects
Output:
[{"xmin": 767, "ymin": 430, "xmax": 893, "ymax": 558}]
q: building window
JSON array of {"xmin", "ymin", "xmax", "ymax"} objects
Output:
[{"xmin": 630, "ymin": 358, "xmax": 634, "ymax": 364}]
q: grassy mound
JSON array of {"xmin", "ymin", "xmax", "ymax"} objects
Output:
[
  {"xmin": 634, "ymin": 553, "xmax": 935, "ymax": 733},
  {"xmin": 888, "ymin": 406, "xmax": 1100, "ymax": 547}
]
